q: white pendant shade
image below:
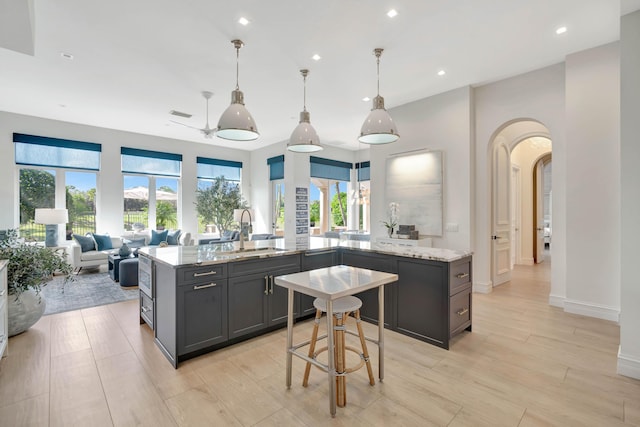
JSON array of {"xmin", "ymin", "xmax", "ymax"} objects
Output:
[
  {"xmin": 358, "ymin": 48, "xmax": 399, "ymax": 145},
  {"xmin": 288, "ymin": 69, "xmax": 322, "ymax": 153},
  {"xmin": 217, "ymin": 90, "xmax": 259, "ymax": 141},
  {"xmin": 359, "ymin": 98, "xmax": 399, "ymax": 144},
  {"xmin": 217, "ymin": 40, "xmax": 259, "ymax": 142}
]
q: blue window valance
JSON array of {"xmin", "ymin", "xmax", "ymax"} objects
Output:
[
  {"xmin": 356, "ymin": 161, "xmax": 370, "ymax": 181},
  {"xmin": 310, "ymin": 156, "xmax": 352, "ymax": 181},
  {"xmin": 267, "ymin": 155, "xmax": 284, "ymax": 181},
  {"xmin": 197, "ymin": 157, "xmax": 242, "ymax": 181},
  {"xmin": 121, "ymin": 147, "xmax": 182, "ymax": 177},
  {"xmin": 14, "ymin": 133, "xmax": 101, "ymax": 171}
]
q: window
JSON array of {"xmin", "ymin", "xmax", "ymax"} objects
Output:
[
  {"xmin": 268, "ymin": 155, "xmax": 285, "ymax": 236},
  {"xmin": 121, "ymin": 148, "xmax": 182, "ymax": 231},
  {"xmin": 14, "ymin": 133, "xmax": 101, "ymax": 240},
  {"xmin": 196, "ymin": 157, "xmax": 242, "ymax": 233},
  {"xmin": 309, "ymin": 156, "xmax": 352, "ymax": 235},
  {"xmin": 356, "ymin": 161, "xmax": 371, "ymax": 232}
]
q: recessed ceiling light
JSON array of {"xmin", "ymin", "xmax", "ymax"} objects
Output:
[
  {"xmin": 312, "ymin": 54, "xmax": 321, "ymax": 61},
  {"xmin": 437, "ymin": 70, "xmax": 446, "ymax": 76},
  {"xmin": 60, "ymin": 52, "xmax": 74, "ymax": 60},
  {"xmin": 238, "ymin": 17, "xmax": 250, "ymax": 26},
  {"xmin": 387, "ymin": 9, "xmax": 398, "ymax": 18},
  {"xmin": 556, "ymin": 26, "xmax": 567, "ymax": 35},
  {"xmin": 362, "ymin": 97, "xmax": 371, "ymax": 102},
  {"xmin": 58, "ymin": 104, "xmax": 67, "ymax": 108}
]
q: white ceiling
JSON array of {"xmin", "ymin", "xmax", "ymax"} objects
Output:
[{"xmin": 1, "ymin": 0, "xmax": 639, "ymax": 151}]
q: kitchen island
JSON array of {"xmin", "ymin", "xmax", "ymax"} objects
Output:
[{"xmin": 138, "ymin": 238, "xmax": 472, "ymax": 368}]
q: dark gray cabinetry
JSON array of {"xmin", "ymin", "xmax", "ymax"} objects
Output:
[
  {"xmin": 299, "ymin": 249, "xmax": 339, "ymax": 317},
  {"xmin": 340, "ymin": 249, "xmax": 395, "ymax": 326},
  {"xmin": 154, "ymin": 262, "xmax": 228, "ymax": 368},
  {"xmin": 138, "ymin": 255, "xmax": 154, "ymax": 329},
  {"xmin": 177, "ymin": 277, "xmax": 228, "ymax": 356},
  {"xmin": 227, "ymin": 255, "xmax": 300, "ymax": 340},
  {"xmin": 395, "ymin": 256, "xmax": 472, "ymax": 349}
]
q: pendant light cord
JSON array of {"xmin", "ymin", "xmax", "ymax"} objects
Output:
[{"xmin": 235, "ymin": 45, "xmax": 240, "ymax": 90}]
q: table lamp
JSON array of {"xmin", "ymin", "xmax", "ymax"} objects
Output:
[{"xmin": 35, "ymin": 208, "xmax": 68, "ymax": 247}]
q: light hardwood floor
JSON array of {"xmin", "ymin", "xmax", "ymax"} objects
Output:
[{"xmin": 1, "ymin": 259, "xmax": 639, "ymax": 426}]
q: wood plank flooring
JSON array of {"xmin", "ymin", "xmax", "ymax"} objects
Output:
[{"xmin": 1, "ymin": 259, "xmax": 639, "ymax": 426}]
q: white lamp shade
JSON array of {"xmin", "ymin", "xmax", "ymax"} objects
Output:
[
  {"xmin": 288, "ymin": 119, "xmax": 322, "ymax": 153},
  {"xmin": 217, "ymin": 91, "xmax": 259, "ymax": 141},
  {"xmin": 34, "ymin": 208, "xmax": 68, "ymax": 224},
  {"xmin": 359, "ymin": 108, "xmax": 399, "ymax": 144},
  {"xmin": 233, "ymin": 208, "xmax": 254, "ymax": 222}
]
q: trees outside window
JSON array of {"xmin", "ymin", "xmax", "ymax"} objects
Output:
[{"xmin": 196, "ymin": 177, "xmax": 247, "ymax": 234}]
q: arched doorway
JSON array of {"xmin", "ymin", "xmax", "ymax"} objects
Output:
[{"xmin": 489, "ymin": 119, "xmax": 552, "ymax": 287}]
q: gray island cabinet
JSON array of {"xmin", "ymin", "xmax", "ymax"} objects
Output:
[{"xmin": 139, "ymin": 241, "xmax": 472, "ymax": 368}]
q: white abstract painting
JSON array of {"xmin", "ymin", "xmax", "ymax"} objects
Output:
[{"xmin": 385, "ymin": 151, "xmax": 443, "ymax": 236}]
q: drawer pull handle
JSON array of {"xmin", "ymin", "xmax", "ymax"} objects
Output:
[
  {"xmin": 304, "ymin": 250, "xmax": 336, "ymax": 257},
  {"xmin": 456, "ymin": 308, "xmax": 469, "ymax": 316},
  {"xmin": 194, "ymin": 283, "xmax": 217, "ymax": 290},
  {"xmin": 264, "ymin": 276, "xmax": 269, "ymax": 295},
  {"xmin": 269, "ymin": 275, "xmax": 274, "ymax": 295},
  {"xmin": 141, "ymin": 306, "xmax": 151, "ymax": 313},
  {"xmin": 456, "ymin": 273, "xmax": 469, "ymax": 279},
  {"xmin": 193, "ymin": 270, "xmax": 217, "ymax": 277}
]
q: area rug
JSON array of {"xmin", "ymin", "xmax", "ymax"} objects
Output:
[{"xmin": 40, "ymin": 272, "xmax": 139, "ymax": 315}]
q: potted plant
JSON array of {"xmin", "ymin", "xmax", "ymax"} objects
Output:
[
  {"xmin": 381, "ymin": 202, "xmax": 399, "ymax": 237},
  {"xmin": 0, "ymin": 229, "xmax": 73, "ymax": 336},
  {"xmin": 155, "ymin": 200, "xmax": 178, "ymax": 230}
]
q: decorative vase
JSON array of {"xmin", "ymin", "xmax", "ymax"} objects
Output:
[
  {"xmin": 8, "ymin": 289, "xmax": 46, "ymax": 337},
  {"xmin": 387, "ymin": 227, "xmax": 394, "ymax": 238},
  {"xmin": 119, "ymin": 243, "xmax": 131, "ymax": 257}
]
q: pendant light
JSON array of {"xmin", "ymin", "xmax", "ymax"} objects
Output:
[
  {"xmin": 217, "ymin": 39, "xmax": 259, "ymax": 141},
  {"xmin": 288, "ymin": 69, "xmax": 322, "ymax": 153},
  {"xmin": 358, "ymin": 48, "xmax": 399, "ymax": 144}
]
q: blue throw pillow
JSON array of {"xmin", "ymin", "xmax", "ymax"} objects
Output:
[
  {"xmin": 91, "ymin": 233, "xmax": 113, "ymax": 251},
  {"xmin": 149, "ymin": 229, "xmax": 168, "ymax": 246},
  {"xmin": 123, "ymin": 238, "xmax": 146, "ymax": 248},
  {"xmin": 73, "ymin": 234, "xmax": 95, "ymax": 253},
  {"xmin": 166, "ymin": 229, "xmax": 182, "ymax": 245}
]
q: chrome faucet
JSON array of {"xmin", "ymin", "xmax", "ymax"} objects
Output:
[{"xmin": 238, "ymin": 208, "xmax": 253, "ymax": 251}]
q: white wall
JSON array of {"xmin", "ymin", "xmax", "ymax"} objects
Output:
[
  {"xmin": 370, "ymin": 86, "xmax": 474, "ymax": 250},
  {"xmin": 565, "ymin": 42, "xmax": 620, "ymax": 321},
  {"xmin": 474, "ymin": 63, "xmax": 566, "ymax": 299},
  {"xmin": 0, "ymin": 111, "xmax": 251, "ymax": 238},
  {"xmin": 619, "ymin": 10, "xmax": 640, "ymax": 379}
]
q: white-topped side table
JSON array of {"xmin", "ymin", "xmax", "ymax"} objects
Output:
[{"xmin": 274, "ymin": 265, "xmax": 398, "ymax": 417}]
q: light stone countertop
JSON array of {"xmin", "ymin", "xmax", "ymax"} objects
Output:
[{"xmin": 138, "ymin": 237, "xmax": 472, "ymax": 268}]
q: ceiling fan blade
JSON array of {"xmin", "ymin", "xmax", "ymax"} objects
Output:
[{"xmin": 169, "ymin": 119, "xmax": 201, "ymax": 130}]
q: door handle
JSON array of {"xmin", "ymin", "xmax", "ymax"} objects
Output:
[
  {"xmin": 264, "ymin": 275, "xmax": 269, "ymax": 295},
  {"xmin": 269, "ymin": 275, "xmax": 274, "ymax": 294},
  {"xmin": 491, "ymin": 235, "xmax": 499, "ymax": 240}
]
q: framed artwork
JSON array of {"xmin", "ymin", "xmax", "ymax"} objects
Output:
[{"xmin": 385, "ymin": 150, "xmax": 443, "ymax": 236}]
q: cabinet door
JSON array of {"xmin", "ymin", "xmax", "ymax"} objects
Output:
[
  {"xmin": 268, "ymin": 266, "xmax": 301, "ymax": 326},
  {"xmin": 298, "ymin": 250, "xmax": 338, "ymax": 317},
  {"xmin": 228, "ymin": 272, "xmax": 269, "ymax": 339},
  {"xmin": 396, "ymin": 259, "xmax": 447, "ymax": 346},
  {"xmin": 177, "ymin": 279, "xmax": 228, "ymax": 355}
]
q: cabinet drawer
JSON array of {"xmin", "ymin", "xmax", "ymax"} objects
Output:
[
  {"xmin": 449, "ymin": 259, "xmax": 471, "ymax": 295},
  {"xmin": 228, "ymin": 255, "xmax": 300, "ymax": 277},
  {"xmin": 180, "ymin": 264, "xmax": 227, "ymax": 283},
  {"xmin": 140, "ymin": 292, "xmax": 154, "ymax": 330},
  {"xmin": 450, "ymin": 288, "xmax": 471, "ymax": 336}
]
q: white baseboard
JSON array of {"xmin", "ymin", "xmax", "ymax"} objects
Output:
[
  {"xmin": 473, "ymin": 281, "xmax": 493, "ymax": 294},
  {"xmin": 548, "ymin": 294, "xmax": 564, "ymax": 308},
  {"xmin": 617, "ymin": 347, "xmax": 640, "ymax": 380},
  {"xmin": 520, "ymin": 257, "xmax": 535, "ymax": 266},
  {"xmin": 564, "ymin": 299, "xmax": 620, "ymax": 322}
]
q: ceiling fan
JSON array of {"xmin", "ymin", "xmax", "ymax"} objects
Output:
[{"xmin": 170, "ymin": 91, "xmax": 216, "ymax": 138}]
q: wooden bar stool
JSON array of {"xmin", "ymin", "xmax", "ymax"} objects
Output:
[{"xmin": 302, "ymin": 296, "xmax": 375, "ymax": 407}]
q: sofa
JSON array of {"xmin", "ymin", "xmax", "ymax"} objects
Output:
[
  {"xmin": 69, "ymin": 229, "xmax": 193, "ymax": 272},
  {"xmin": 198, "ymin": 230, "xmax": 240, "ymax": 245}
]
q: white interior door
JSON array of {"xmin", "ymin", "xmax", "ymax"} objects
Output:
[
  {"xmin": 535, "ymin": 160, "xmax": 545, "ymax": 263},
  {"xmin": 511, "ymin": 165, "xmax": 521, "ymax": 267},
  {"xmin": 492, "ymin": 141, "xmax": 512, "ymax": 286}
]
